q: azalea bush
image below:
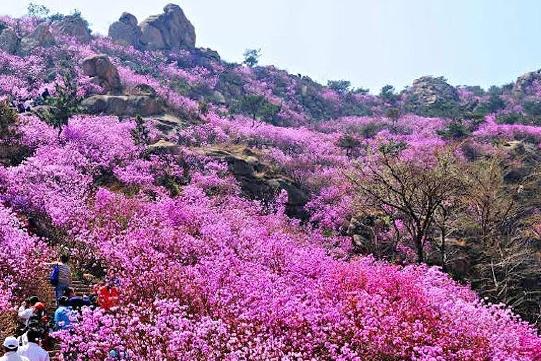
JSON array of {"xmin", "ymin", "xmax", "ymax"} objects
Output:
[{"xmin": 0, "ymin": 204, "xmax": 51, "ymax": 312}]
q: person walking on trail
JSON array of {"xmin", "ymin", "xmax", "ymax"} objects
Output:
[
  {"xmin": 49, "ymin": 255, "xmax": 72, "ymax": 302},
  {"xmin": 0, "ymin": 337, "xmax": 29, "ymax": 361},
  {"xmin": 17, "ymin": 329, "xmax": 49, "ymax": 361},
  {"xmin": 17, "ymin": 297, "xmax": 39, "ymax": 327},
  {"xmin": 53, "ymin": 297, "xmax": 72, "ymax": 331}
]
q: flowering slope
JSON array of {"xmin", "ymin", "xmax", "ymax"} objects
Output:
[{"xmin": 0, "ymin": 11, "xmax": 539, "ymax": 361}]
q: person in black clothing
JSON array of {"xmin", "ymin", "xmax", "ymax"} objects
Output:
[{"xmin": 63, "ymin": 288, "xmax": 92, "ymax": 311}]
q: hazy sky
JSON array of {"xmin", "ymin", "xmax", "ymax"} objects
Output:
[{"xmin": 4, "ymin": 1, "xmax": 541, "ymax": 92}]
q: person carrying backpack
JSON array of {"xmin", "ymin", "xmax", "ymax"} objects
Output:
[{"xmin": 48, "ymin": 255, "xmax": 72, "ymax": 302}]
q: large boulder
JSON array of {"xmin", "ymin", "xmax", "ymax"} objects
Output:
[
  {"xmin": 19, "ymin": 23, "xmax": 55, "ymax": 55},
  {"xmin": 139, "ymin": 4, "xmax": 196, "ymax": 50},
  {"xmin": 52, "ymin": 15, "xmax": 92, "ymax": 43},
  {"xmin": 201, "ymin": 146, "xmax": 309, "ymax": 219},
  {"xmin": 513, "ymin": 70, "xmax": 541, "ymax": 97},
  {"xmin": 0, "ymin": 28, "xmax": 19, "ymax": 54},
  {"xmin": 108, "ymin": 12, "xmax": 142, "ymax": 48},
  {"xmin": 404, "ymin": 76, "xmax": 459, "ymax": 114},
  {"xmin": 347, "ymin": 216, "xmax": 388, "ymax": 254},
  {"xmin": 81, "ymin": 95, "xmax": 164, "ymax": 116},
  {"xmin": 81, "ymin": 55, "xmax": 122, "ymax": 94},
  {"xmin": 147, "ymin": 114, "xmax": 185, "ymax": 138}
]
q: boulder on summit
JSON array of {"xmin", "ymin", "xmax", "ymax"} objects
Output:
[
  {"xmin": 108, "ymin": 12, "xmax": 143, "ymax": 48},
  {"xmin": 109, "ymin": 4, "xmax": 196, "ymax": 50}
]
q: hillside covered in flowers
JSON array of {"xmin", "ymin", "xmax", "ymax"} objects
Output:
[{"xmin": 0, "ymin": 3, "xmax": 540, "ymax": 360}]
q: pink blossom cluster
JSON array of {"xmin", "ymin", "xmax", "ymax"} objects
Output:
[
  {"xmin": 0, "ymin": 204, "xmax": 51, "ymax": 312},
  {"xmin": 45, "ymin": 180, "xmax": 541, "ymax": 360},
  {"xmin": 117, "ymin": 65, "xmax": 198, "ymax": 112},
  {"xmin": 474, "ymin": 114, "xmax": 541, "ymax": 145}
]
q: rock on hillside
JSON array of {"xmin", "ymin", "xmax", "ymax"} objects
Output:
[
  {"xmin": 81, "ymin": 95, "xmax": 164, "ymax": 117},
  {"xmin": 52, "ymin": 14, "xmax": 92, "ymax": 43},
  {"xmin": 0, "ymin": 27, "xmax": 18, "ymax": 54},
  {"xmin": 140, "ymin": 4, "xmax": 196, "ymax": 50},
  {"xmin": 19, "ymin": 23, "xmax": 55, "ymax": 55},
  {"xmin": 404, "ymin": 76, "xmax": 459, "ymax": 113},
  {"xmin": 200, "ymin": 146, "xmax": 309, "ymax": 219},
  {"xmin": 109, "ymin": 4, "xmax": 196, "ymax": 50},
  {"xmin": 513, "ymin": 70, "xmax": 541, "ymax": 97},
  {"xmin": 108, "ymin": 12, "xmax": 143, "ymax": 48},
  {"xmin": 81, "ymin": 54, "xmax": 122, "ymax": 94}
]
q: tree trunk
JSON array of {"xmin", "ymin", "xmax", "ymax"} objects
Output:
[
  {"xmin": 440, "ymin": 227, "xmax": 446, "ymax": 271},
  {"xmin": 415, "ymin": 235, "xmax": 425, "ymax": 263}
]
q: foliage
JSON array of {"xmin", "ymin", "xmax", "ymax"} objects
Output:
[
  {"xmin": 497, "ymin": 112, "xmax": 527, "ymax": 125},
  {"xmin": 243, "ymin": 48, "xmax": 261, "ymax": 67},
  {"xmin": 27, "ymin": 2, "xmax": 50, "ymax": 18},
  {"xmin": 234, "ymin": 95, "xmax": 281, "ymax": 123},
  {"xmin": 523, "ymin": 99, "xmax": 541, "ymax": 118},
  {"xmin": 337, "ymin": 133, "xmax": 361, "ymax": 157},
  {"xmin": 0, "ymin": 100, "xmax": 19, "ymax": 141},
  {"xmin": 44, "ymin": 71, "xmax": 82, "ymax": 131},
  {"xmin": 327, "ymin": 80, "xmax": 351, "ymax": 94},
  {"xmin": 379, "ymin": 84, "xmax": 397, "ymax": 104},
  {"xmin": 437, "ymin": 120, "xmax": 471, "ymax": 139},
  {"xmin": 131, "ymin": 115, "xmax": 150, "ymax": 147}
]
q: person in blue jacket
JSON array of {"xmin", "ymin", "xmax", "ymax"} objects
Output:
[{"xmin": 53, "ymin": 297, "xmax": 72, "ymax": 330}]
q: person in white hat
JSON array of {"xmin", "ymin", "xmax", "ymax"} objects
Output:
[
  {"xmin": 0, "ymin": 337, "xmax": 29, "ymax": 361},
  {"xmin": 17, "ymin": 329, "xmax": 49, "ymax": 361}
]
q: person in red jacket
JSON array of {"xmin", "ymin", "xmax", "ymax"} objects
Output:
[{"xmin": 96, "ymin": 281, "xmax": 120, "ymax": 311}]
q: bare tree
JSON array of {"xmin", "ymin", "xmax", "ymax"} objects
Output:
[
  {"xmin": 459, "ymin": 158, "xmax": 518, "ymax": 247},
  {"xmin": 350, "ymin": 145, "xmax": 463, "ymax": 263},
  {"xmin": 459, "ymin": 158, "xmax": 541, "ymax": 328}
]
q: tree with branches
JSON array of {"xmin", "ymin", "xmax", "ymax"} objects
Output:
[{"xmin": 350, "ymin": 145, "xmax": 463, "ymax": 263}]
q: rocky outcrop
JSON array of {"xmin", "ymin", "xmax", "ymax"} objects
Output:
[
  {"xmin": 108, "ymin": 12, "xmax": 142, "ymax": 47},
  {"xmin": 0, "ymin": 28, "xmax": 19, "ymax": 54},
  {"xmin": 201, "ymin": 146, "xmax": 309, "ymax": 219},
  {"xmin": 52, "ymin": 15, "xmax": 92, "ymax": 43},
  {"xmin": 108, "ymin": 4, "xmax": 196, "ymax": 50},
  {"xmin": 347, "ymin": 216, "xmax": 384, "ymax": 253},
  {"xmin": 81, "ymin": 55, "xmax": 122, "ymax": 94},
  {"xmin": 147, "ymin": 114, "xmax": 185, "ymax": 138},
  {"xmin": 513, "ymin": 70, "xmax": 541, "ymax": 97},
  {"xmin": 19, "ymin": 23, "xmax": 55, "ymax": 55},
  {"xmin": 146, "ymin": 140, "xmax": 182, "ymax": 155},
  {"xmin": 81, "ymin": 95, "xmax": 163, "ymax": 117},
  {"xmin": 404, "ymin": 76, "xmax": 459, "ymax": 113},
  {"xmin": 129, "ymin": 84, "xmax": 157, "ymax": 97},
  {"xmin": 139, "ymin": 4, "xmax": 196, "ymax": 50}
]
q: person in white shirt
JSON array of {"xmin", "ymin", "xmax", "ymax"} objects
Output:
[
  {"xmin": 17, "ymin": 297, "xmax": 39, "ymax": 327},
  {"xmin": 0, "ymin": 337, "xmax": 29, "ymax": 361},
  {"xmin": 17, "ymin": 330, "xmax": 49, "ymax": 361}
]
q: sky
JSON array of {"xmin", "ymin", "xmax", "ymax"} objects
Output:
[{"xmin": 4, "ymin": 0, "xmax": 541, "ymax": 92}]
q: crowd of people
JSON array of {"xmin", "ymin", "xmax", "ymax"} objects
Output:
[{"xmin": 1, "ymin": 255, "xmax": 120, "ymax": 360}]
